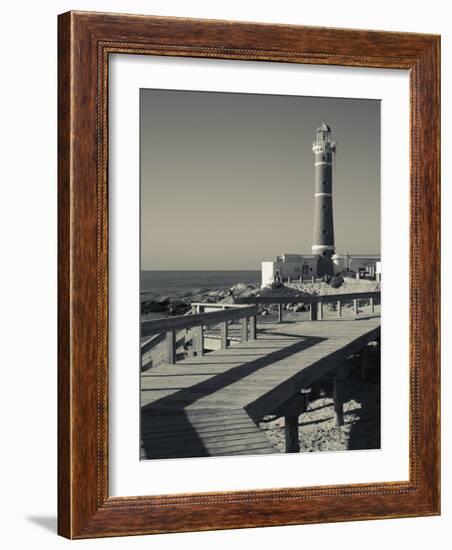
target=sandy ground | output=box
[259,355,381,453]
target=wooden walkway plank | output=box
[141,409,276,459]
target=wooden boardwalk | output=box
[141,315,380,459]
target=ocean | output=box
[141,270,260,299]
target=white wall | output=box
[262,261,276,287]
[0,1,449,548]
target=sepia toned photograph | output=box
[140,89,381,460]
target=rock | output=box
[141,298,170,314]
[167,301,190,316]
[232,282,249,292]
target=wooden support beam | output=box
[310,302,317,321]
[333,377,344,427]
[370,297,375,313]
[196,325,204,356]
[220,321,228,349]
[166,330,176,365]
[275,392,307,452]
[318,301,324,320]
[353,298,359,316]
[249,315,257,340]
[300,388,311,413]
[277,303,283,323]
[285,416,300,453]
[241,317,248,342]
[184,329,194,357]
[337,300,342,318]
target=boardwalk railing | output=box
[190,302,248,313]
[141,292,380,365]
[235,291,380,323]
[141,304,258,364]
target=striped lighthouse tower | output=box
[312,122,337,276]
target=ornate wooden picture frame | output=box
[58,11,440,538]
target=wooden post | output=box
[220,321,228,349]
[249,316,257,340]
[185,329,194,357]
[191,304,197,315]
[166,330,176,365]
[310,301,317,320]
[333,377,344,427]
[196,325,204,356]
[300,388,311,413]
[278,303,283,323]
[337,300,342,318]
[274,394,305,453]
[318,300,323,320]
[370,297,375,313]
[285,416,300,453]
[241,317,248,342]
[353,298,359,316]
[288,276,291,283]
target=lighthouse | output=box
[312,122,336,276]
[260,122,381,287]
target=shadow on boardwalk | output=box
[142,335,325,414]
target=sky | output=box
[141,89,380,271]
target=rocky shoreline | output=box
[141,277,380,319]
[140,280,318,319]
[141,281,263,317]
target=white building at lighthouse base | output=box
[261,253,381,287]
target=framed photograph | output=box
[58,11,440,538]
